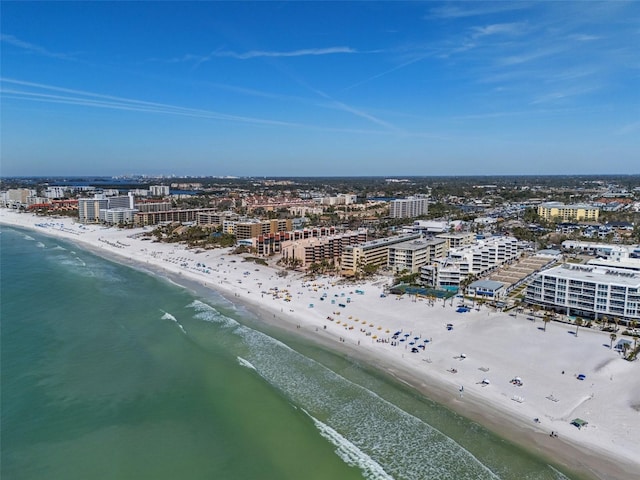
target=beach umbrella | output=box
[404,333,410,337]
[414,336,419,340]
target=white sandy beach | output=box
[2,209,638,480]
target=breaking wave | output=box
[306,411,394,480]
[187,299,500,480]
[237,356,257,371]
[161,311,186,334]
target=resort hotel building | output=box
[79,193,136,223]
[537,202,599,222]
[526,264,640,322]
[280,230,367,268]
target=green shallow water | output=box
[1,226,580,480]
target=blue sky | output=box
[1,1,638,177]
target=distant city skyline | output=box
[1,1,638,177]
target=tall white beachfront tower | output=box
[390,196,429,218]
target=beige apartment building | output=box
[255,227,343,256]
[135,208,218,226]
[341,234,421,276]
[537,202,599,222]
[280,230,367,268]
[388,238,447,274]
[435,232,475,249]
[233,219,292,241]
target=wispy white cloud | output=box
[530,85,600,105]
[342,54,430,91]
[426,2,532,19]
[159,46,357,66]
[291,79,402,133]
[1,77,406,137]
[1,34,76,60]
[201,82,302,102]
[568,34,601,42]
[341,20,524,89]
[452,105,600,120]
[499,46,567,66]
[215,46,357,59]
[200,80,409,133]
[326,98,401,132]
[0,78,302,128]
[471,22,527,38]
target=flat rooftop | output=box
[541,264,640,287]
[391,238,446,251]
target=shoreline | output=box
[2,210,638,480]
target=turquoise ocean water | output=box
[1,226,579,480]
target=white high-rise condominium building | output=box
[149,185,170,197]
[389,196,429,218]
[420,236,519,288]
[79,193,134,223]
[45,186,71,199]
[526,264,640,321]
[78,195,109,223]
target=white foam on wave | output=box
[57,257,92,275]
[547,465,571,480]
[305,410,394,480]
[36,241,46,248]
[22,234,35,241]
[161,311,187,334]
[188,298,502,479]
[237,356,257,371]
[232,325,502,479]
[52,245,67,251]
[188,300,302,374]
[187,300,240,329]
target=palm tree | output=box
[631,320,639,349]
[612,317,619,332]
[574,317,583,337]
[600,315,609,331]
[609,333,617,349]
[622,342,630,359]
[543,312,552,332]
